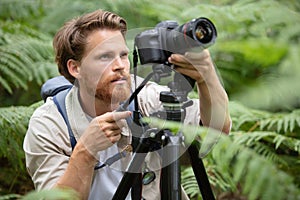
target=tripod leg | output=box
[188,143,215,200]
[131,173,143,200]
[160,135,182,200]
[112,142,149,200]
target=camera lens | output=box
[195,26,205,40]
[165,17,217,55]
[194,19,214,44]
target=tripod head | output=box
[152,65,195,122]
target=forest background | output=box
[0,0,300,199]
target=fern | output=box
[230,101,300,136]
[0,102,42,172]
[0,0,44,22]
[207,133,299,200]
[21,188,79,200]
[0,22,55,93]
[232,131,300,153]
[260,109,300,134]
[148,117,300,200]
[0,194,21,200]
[181,167,200,199]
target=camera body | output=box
[134,17,217,65]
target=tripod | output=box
[113,67,215,200]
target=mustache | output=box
[109,72,131,82]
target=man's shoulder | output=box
[25,96,72,151]
[30,97,59,119]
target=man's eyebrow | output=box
[97,47,129,54]
[100,50,114,54]
[122,49,130,54]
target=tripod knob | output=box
[159,91,181,103]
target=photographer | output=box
[23,9,231,200]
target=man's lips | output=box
[111,76,127,83]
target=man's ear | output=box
[67,59,80,79]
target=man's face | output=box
[77,29,131,105]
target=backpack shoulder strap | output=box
[41,76,73,102]
[53,89,77,150]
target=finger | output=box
[174,67,202,79]
[115,119,128,131]
[168,54,188,65]
[111,111,132,122]
[98,120,126,133]
[97,111,131,123]
[169,50,210,65]
[169,55,197,70]
[105,129,122,137]
[184,49,210,60]
[109,134,121,143]
[170,58,211,75]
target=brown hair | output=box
[53,10,127,83]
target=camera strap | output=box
[94,145,133,170]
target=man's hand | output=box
[78,111,131,159]
[168,49,216,84]
[168,49,231,134]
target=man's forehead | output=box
[91,39,128,53]
[87,29,124,44]
[85,30,127,53]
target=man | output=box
[24,10,231,200]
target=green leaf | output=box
[21,188,79,200]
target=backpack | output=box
[41,76,77,149]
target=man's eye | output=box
[121,52,129,59]
[99,54,113,61]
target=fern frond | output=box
[252,141,288,166]
[260,109,300,134]
[230,101,300,135]
[31,61,59,85]
[0,102,42,172]
[212,134,300,200]
[0,0,44,22]
[21,188,79,200]
[0,22,54,93]
[0,75,12,93]
[148,117,300,199]
[0,54,29,90]
[181,167,201,199]
[229,101,270,131]
[234,131,300,153]
[0,194,22,200]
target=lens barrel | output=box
[166,17,217,54]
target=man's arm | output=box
[55,141,97,200]
[168,49,231,133]
[196,75,231,133]
[55,111,131,200]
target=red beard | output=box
[95,72,131,104]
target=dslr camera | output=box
[134,17,217,65]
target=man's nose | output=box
[112,56,126,71]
